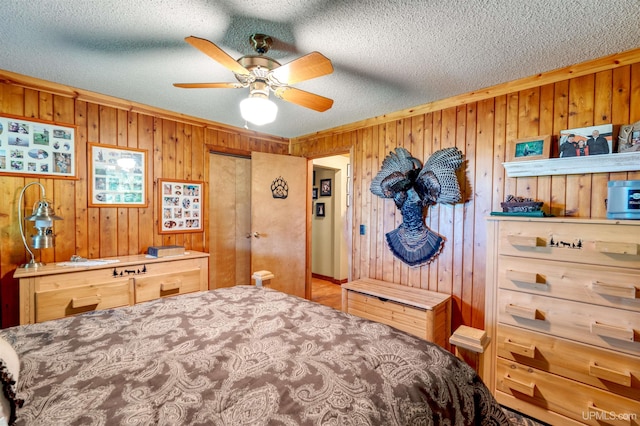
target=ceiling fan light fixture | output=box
[240,93,278,126]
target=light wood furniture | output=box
[342,278,451,349]
[449,326,490,379]
[14,251,209,324]
[485,217,640,425]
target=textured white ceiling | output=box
[1,0,639,138]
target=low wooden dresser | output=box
[14,251,209,324]
[342,278,451,349]
[485,217,640,425]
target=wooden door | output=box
[251,152,308,298]
[209,154,251,288]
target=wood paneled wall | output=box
[0,71,287,327]
[291,48,640,332]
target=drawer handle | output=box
[505,270,545,286]
[503,374,536,397]
[595,241,638,256]
[507,235,539,247]
[591,281,638,299]
[505,304,539,320]
[161,281,182,292]
[71,295,101,309]
[504,339,536,358]
[590,321,634,342]
[589,362,632,387]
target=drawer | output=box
[135,268,202,303]
[497,324,640,401]
[498,289,640,356]
[36,279,133,322]
[34,267,127,292]
[497,358,640,426]
[498,220,640,269]
[347,291,429,339]
[499,256,640,312]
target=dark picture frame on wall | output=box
[312,187,318,199]
[316,202,325,217]
[320,178,332,196]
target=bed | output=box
[0,286,509,425]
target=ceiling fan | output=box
[174,34,334,125]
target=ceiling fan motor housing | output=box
[235,55,281,87]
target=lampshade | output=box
[240,95,278,126]
[18,182,63,268]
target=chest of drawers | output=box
[342,278,451,349]
[485,218,640,425]
[14,251,209,324]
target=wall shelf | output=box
[503,151,640,177]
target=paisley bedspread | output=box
[0,286,509,425]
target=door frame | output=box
[307,149,353,295]
[208,147,313,298]
[208,146,351,300]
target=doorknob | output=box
[253,232,260,238]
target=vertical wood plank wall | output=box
[290,50,640,332]
[0,73,287,327]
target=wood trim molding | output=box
[205,145,252,158]
[291,46,640,143]
[312,273,347,285]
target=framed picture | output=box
[316,202,325,217]
[559,124,613,157]
[507,135,551,162]
[312,187,318,199]
[88,143,147,207]
[320,178,332,196]
[158,179,204,233]
[0,113,77,178]
[618,121,640,153]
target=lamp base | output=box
[20,260,45,269]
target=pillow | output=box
[0,336,22,426]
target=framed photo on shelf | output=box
[618,121,640,153]
[559,124,613,157]
[316,202,325,217]
[88,143,147,207]
[0,113,77,178]
[507,135,551,162]
[320,178,332,196]
[158,179,204,233]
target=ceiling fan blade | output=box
[173,82,244,89]
[184,36,250,76]
[270,52,333,85]
[274,87,333,112]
